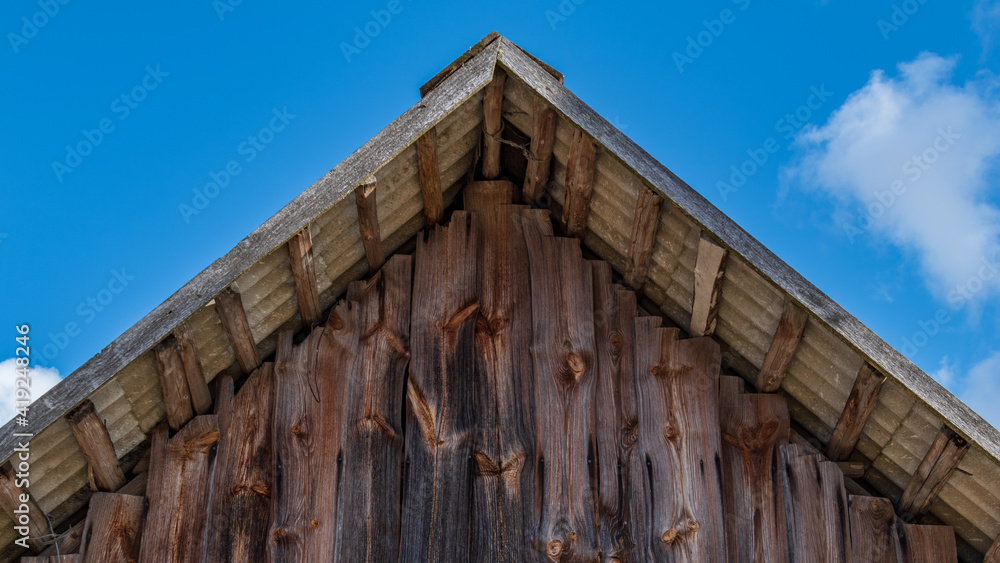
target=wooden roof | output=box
[4,33,1000,561]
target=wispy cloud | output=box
[973,0,1000,55]
[782,53,1000,302]
[950,352,1000,429]
[0,359,60,425]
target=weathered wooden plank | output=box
[522,96,557,204]
[522,212,599,560]
[631,321,726,561]
[152,336,194,431]
[0,462,48,553]
[78,492,144,563]
[416,129,444,228]
[837,461,866,479]
[756,301,809,393]
[562,129,597,238]
[138,417,219,563]
[117,472,147,497]
[779,445,850,562]
[591,261,639,561]
[719,375,789,563]
[173,321,212,415]
[899,523,957,563]
[826,363,886,461]
[984,533,1000,563]
[847,495,900,563]
[335,255,411,563]
[287,227,322,329]
[420,31,500,97]
[689,234,727,337]
[65,399,126,492]
[215,287,261,375]
[401,212,478,561]
[355,177,385,274]
[482,72,507,180]
[20,555,78,562]
[204,363,275,562]
[464,181,535,562]
[898,428,969,522]
[37,520,84,558]
[622,185,663,293]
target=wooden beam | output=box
[481,72,506,179]
[0,461,49,552]
[153,335,194,431]
[522,96,556,204]
[173,321,212,415]
[38,520,84,558]
[836,461,867,479]
[64,400,125,492]
[215,287,261,375]
[756,301,809,392]
[562,129,597,238]
[622,185,663,292]
[985,532,1000,563]
[355,177,385,273]
[419,31,500,97]
[898,428,969,522]
[77,492,144,563]
[416,129,444,228]
[826,363,886,461]
[287,227,322,329]
[689,234,728,336]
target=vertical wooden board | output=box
[138,416,219,563]
[779,445,850,562]
[334,255,412,563]
[287,228,323,329]
[631,323,727,562]
[847,495,900,563]
[591,261,639,561]
[174,321,213,416]
[482,72,507,180]
[719,376,789,563]
[401,213,479,562]
[464,182,536,562]
[523,97,557,204]
[522,215,599,561]
[899,523,958,563]
[78,492,144,563]
[204,363,275,562]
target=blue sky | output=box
[1,0,999,427]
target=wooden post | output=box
[354,176,385,274]
[65,400,126,492]
[481,72,506,179]
[562,129,597,238]
[215,287,261,375]
[78,493,144,563]
[416,129,444,228]
[0,462,49,552]
[826,363,886,461]
[287,227,323,329]
[174,321,213,415]
[153,335,194,431]
[897,428,969,522]
[690,234,728,337]
[522,97,556,204]
[623,185,663,293]
[756,301,809,392]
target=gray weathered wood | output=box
[562,129,597,239]
[287,227,322,329]
[481,72,506,180]
[689,234,727,337]
[173,321,212,415]
[779,445,850,562]
[522,96,557,204]
[355,177,385,274]
[153,335,194,431]
[420,31,500,97]
[416,129,444,228]
[826,363,886,461]
[623,185,663,293]
[756,301,809,393]
[847,495,900,563]
[0,462,48,553]
[215,287,262,375]
[65,400,125,492]
[898,428,969,522]
[78,492,144,563]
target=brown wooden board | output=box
[779,445,850,561]
[900,523,958,563]
[78,493,144,563]
[848,495,900,563]
[65,400,126,492]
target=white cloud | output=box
[931,356,956,388]
[959,351,1000,429]
[783,53,1000,302]
[973,0,1000,55]
[0,359,61,426]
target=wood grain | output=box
[522,96,557,204]
[287,227,322,329]
[689,234,727,337]
[756,301,808,393]
[152,335,194,431]
[898,428,969,522]
[779,445,850,562]
[173,321,212,416]
[355,177,385,274]
[482,72,506,180]
[416,129,444,228]
[78,492,144,563]
[0,461,48,553]
[65,399,126,492]
[899,523,958,563]
[622,185,663,293]
[848,495,900,563]
[215,287,262,375]
[826,363,885,461]
[562,129,597,238]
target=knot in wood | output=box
[566,353,586,378]
[328,313,344,331]
[620,421,639,448]
[661,529,678,544]
[609,331,623,351]
[310,519,320,530]
[664,425,679,441]
[272,528,287,540]
[547,540,563,557]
